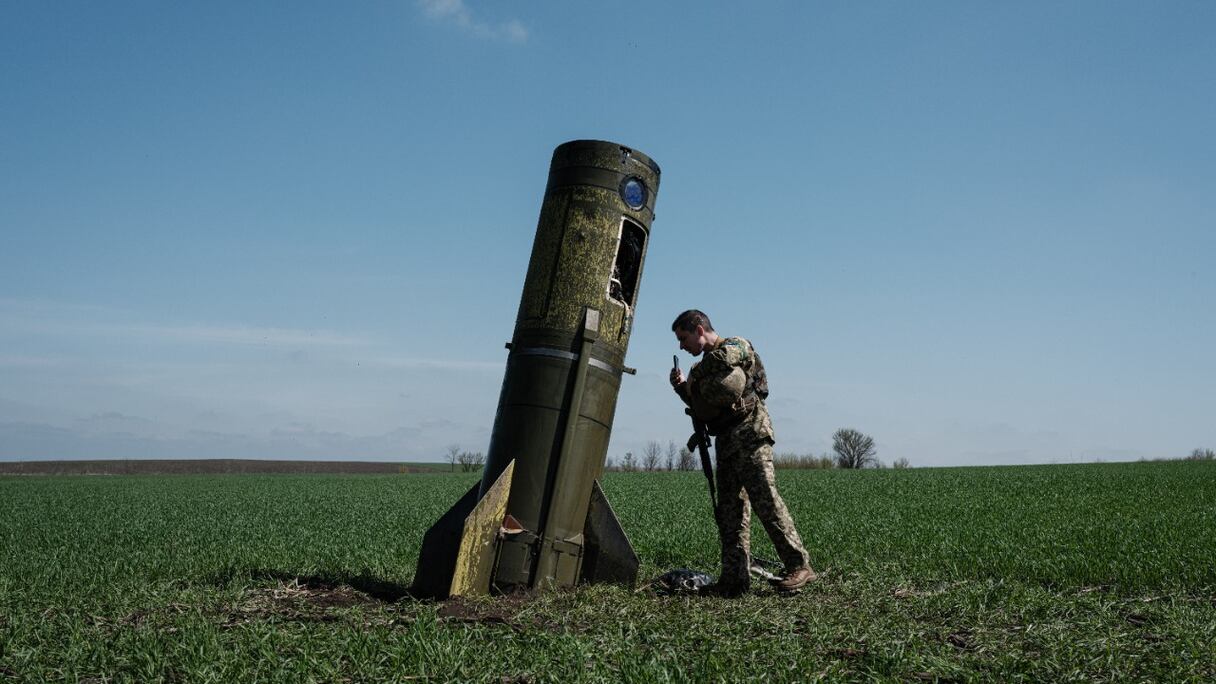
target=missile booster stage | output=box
[412,140,660,598]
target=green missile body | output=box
[412,140,660,598]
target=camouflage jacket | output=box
[678,336,774,444]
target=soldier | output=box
[669,309,815,596]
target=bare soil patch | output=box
[218,578,383,627]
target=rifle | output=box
[674,355,783,578]
[675,355,717,514]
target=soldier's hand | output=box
[670,368,685,387]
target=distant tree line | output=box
[442,440,1212,474]
[1185,448,1214,461]
[1135,448,1214,463]
[604,440,697,472]
[604,429,910,471]
[445,444,485,472]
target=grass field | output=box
[2,461,1214,682]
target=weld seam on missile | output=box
[513,346,620,375]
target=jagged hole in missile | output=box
[609,218,645,307]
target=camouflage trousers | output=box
[714,435,810,585]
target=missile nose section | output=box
[412,141,659,598]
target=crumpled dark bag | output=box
[652,568,713,595]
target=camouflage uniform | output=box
[678,337,810,586]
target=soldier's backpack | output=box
[749,342,769,401]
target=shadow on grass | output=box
[202,567,556,631]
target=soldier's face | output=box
[675,326,706,356]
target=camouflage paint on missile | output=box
[412,140,659,598]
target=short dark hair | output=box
[672,309,714,333]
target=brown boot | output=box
[771,566,816,592]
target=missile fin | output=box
[579,478,639,586]
[410,460,515,599]
[450,459,515,597]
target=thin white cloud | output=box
[0,419,492,461]
[418,0,528,44]
[0,296,117,318]
[0,298,370,349]
[78,411,151,424]
[0,355,64,368]
[368,355,501,371]
[11,318,370,349]
[135,323,368,348]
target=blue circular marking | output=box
[621,177,646,209]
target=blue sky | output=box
[2,1,1213,466]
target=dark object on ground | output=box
[653,569,713,595]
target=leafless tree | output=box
[457,450,485,472]
[642,440,662,471]
[1186,448,1215,461]
[833,428,878,469]
[677,446,696,471]
[603,455,615,471]
[665,440,678,471]
[621,452,637,472]
[892,457,911,469]
[445,444,461,472]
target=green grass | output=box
[2,462,1214,682]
